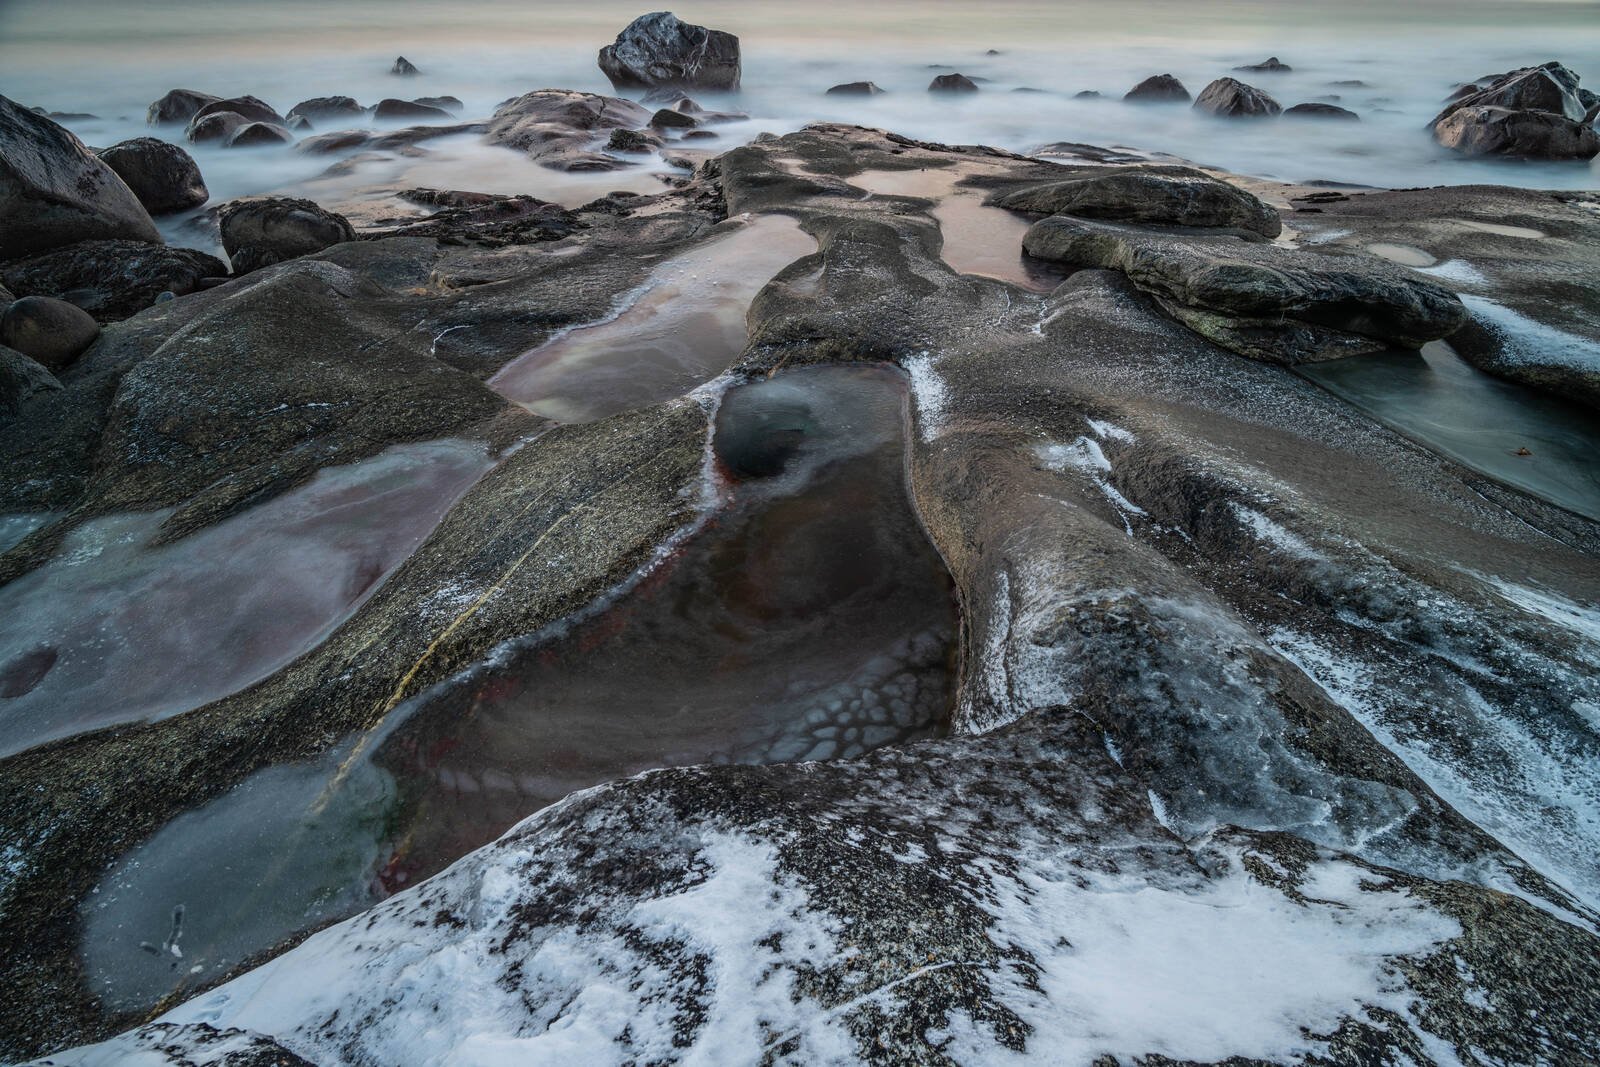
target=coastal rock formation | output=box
[597,11,741,92]
[1022,215,1465,361]
[0,96,162,261]
[391,56,419,76]
[1193,76,1282,117]
[1285,101,1360,120]
[413,95,463,113]
[929,73,980,93]
[145,88,221,126]
[223,121,294,148]
[96,138,209,215]
[991,166,1282,237]
[486,89,652,170]
[1430,61,1600,159]
[1,240,225,322]
[188,94,285,129]
[0,344,61,415]
[219,197,356,273]
[372,98,452,121]
[1235,55,1291,72]
[185,111,248,144]
[1124,73,1189,102]
[286,96,365,124]
[827,81,885,95]
[0,296,100,370]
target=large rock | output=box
[286,96,366,124]
[1,239,227,322]
[189,95,284,129]
[1433,61,1589,127]
[1285,101,1360,120]
[96,137,209,215]
[826,81,885,96]
[391,56,419,76]
[1435,104,1600,159]
[219,197,356,273]
[991,166,1282,238]
[372,98,452,121]
[0,295,100,371]
[145,89,221,126]
[1022,215,1466,362]
[0,343,60,416]
[1124,74,1190,102]
[597,11,741,92]
[485,90,652,170]
[0,95,162,261]
[928,73,980,93]
[186,111,248,144]
[223,122,294,149]
[1193,77,1282,117]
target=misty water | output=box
[79,363,958,1014]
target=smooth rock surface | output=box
[991,166,1282,238]
[145,88,220,127]
[218,198,355,273]
[1194,77,1282,117]
[1124,73,1190,102]
[96,138,208,215]
[0,296,100,371]
[1,239,225,322]
[597,11,741,92]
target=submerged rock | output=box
[486,90,651,170]
[0,239,226,322]
[223,121,294,149]
[0,96,162,261]
[413,95,463,113]
[1023,215,1466,362]
[1235,55,1292,72]
[372,98,452,121]
[188,95,284,129]
[185,111,247,144]
[1124,73,1190,102]
[0,296,100,371]
[826,81,885,96]
[991,166,1282,238]
[286,95,365,124]
[1285,101,1360,120]
[145,88,221,126]
[1193,77,1282,117]
[597,11,741,92]
[929,73,980,93]
[219,198,356,273]
[391,56,419,76]
[97,137,209,214]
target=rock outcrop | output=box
[1,240,226,322]
[929,73,980,93]
[145,88,221,126]
[1235,55,1291,72]
[991,166,1282,237]
[1193,77,1282,117]
[391,56,419,76]
[223,121,294,148]
[219,198,356,273]
[96,138,209,215]
[286,96,366,124]
[1124,74,1189,102]
[827,81,885,96]
[1430,61,1600,159]
[485,90,652,170]
[0,96,162,261]
[597,11,741,92]
[1285,101,1360,120]
[372,98,452,121]
[0,343,60,415]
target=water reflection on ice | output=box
[0,440,492,757]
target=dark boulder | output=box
[413,96,463,113]
[287,96,366,124]
[1435,62,1588,126]
[1075,90,1102,99]
[96,138,209,214]
[391,56,420,76]
[992,166,1282,238]
[1235,56,1291,72]
[650,107,697,129]
[219,197,356,273]
[287,115,313,132]
[294,130,374,154]
[372,98,453,121]
[186,111,248,144]
[929,73,979,93]
[1193,77,1281,117]
[146,89,221,126]
[1434,105,1600,159]
[1022,215,1467,363]
[1285,102,1360,120]
[1,239,228,322]
[224,122,294,148]
[190,95,284,128]
[1124,74,1189,102]
[0,96,162,261]
[485,90,652,171]
[607,128,661,153]
[0,344,61,416]
[597,12,741,92]
[0,296,100,371]
[827,82,885,96]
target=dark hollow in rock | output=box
[1,239,227,322]
[1194,77,1282,117]
[0,296,100,371]
[97,138,209,215]
[1023,215,1467,363]
[372,98,452,121]
[1124,73,1190,102]
[286,96,366,124]
[0,343,61,415]
[1235,56,1292,72]
[391,56,419,76]
[0,95,162,261]
[223,122,294,149]
[826,81,885,96]
[929,73,980,93]
[1285,102,1361,121]
[146,89,221,127]
[219,197,356,274]
[991,166,1282,238]
[597,11,741,92]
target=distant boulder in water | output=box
[287,96,366,124]
[1193,77,1282,118]
[0,95,161,261]
[1124,74,1190,102]
[1285,102,1360,121]
[372,98,453,121]
[391,56,420,76]
[186,111,248,144]
[413,96,463,114]
[224,122,294,149]
[97,137,209,215]
[597,12,741,92]
[826,82,886,96]
[190,94,284,128]
[1235,56,1292,73]
[1430,61,1599,159]
[928,73,979,93]
[146,88,220,126]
